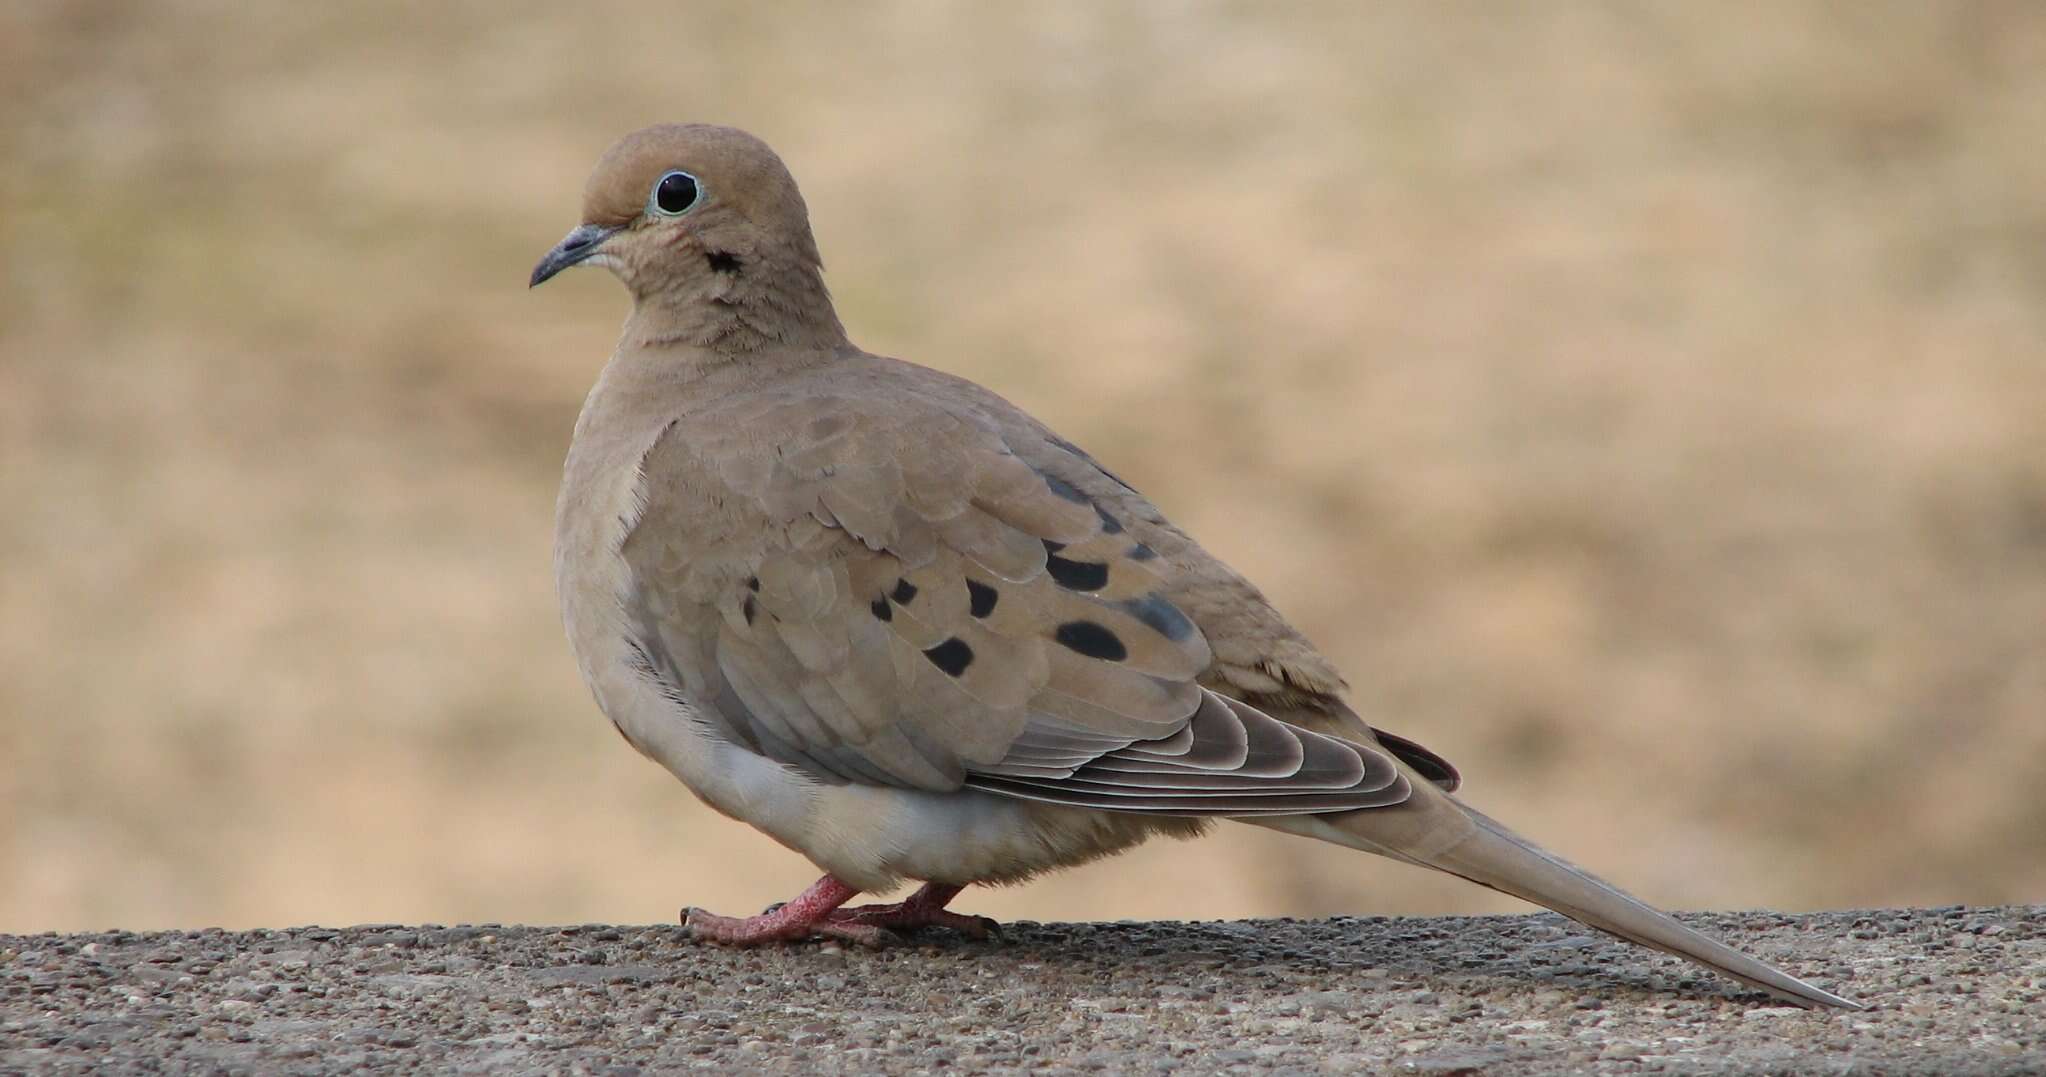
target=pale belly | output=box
[575,632,1183,892]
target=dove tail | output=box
[1269,798,1862,1010]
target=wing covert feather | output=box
[618,378,1423,815]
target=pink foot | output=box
[824,883,1000,940]
[681,875,891,947]
[680,878,997,946]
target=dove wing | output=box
[618,372,1410,815]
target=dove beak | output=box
[530,224,620,288]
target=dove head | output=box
[532,124,846,351]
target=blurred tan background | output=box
[3,2,2043,935]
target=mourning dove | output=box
[531,123,1858,1009]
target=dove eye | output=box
[650,170,702,216]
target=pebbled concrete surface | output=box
[2,905,2039,1075]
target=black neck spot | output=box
[706,250,743,274]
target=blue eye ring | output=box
[649,170,703,216]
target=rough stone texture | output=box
[1,905,2038,1074]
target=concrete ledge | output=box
[3,905,2037,1074]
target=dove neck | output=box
[624,252,847,355]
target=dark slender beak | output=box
[529,223,619,288]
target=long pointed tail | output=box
[1255,791,1861,1009]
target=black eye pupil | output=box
[656,172,698,214]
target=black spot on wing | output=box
[742,595,758,625]
[923,637,975,677]
[1046,556,1110,591]
[1093,503,1124,534]
[1372,727,1462,792]
[746,576,760,592]
[1040,472,1089,504]
[966,579,999,618]
[870,596,892,622]
[1127,543,1159,562]
[1047,434,1140,495]
[1043,540,1109,591]
[1055,620,1128,662]
[891,578,919,604]
[1118,593,1195,642]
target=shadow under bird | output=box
[530,123,1858,1010]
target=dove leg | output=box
[823,883,999,939]
[681,875,892,946]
